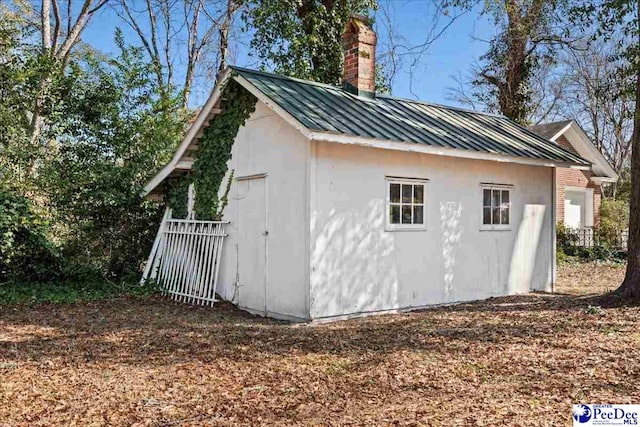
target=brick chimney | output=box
[342,15,377,98]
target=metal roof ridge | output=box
[229,65,343,91]
[529,119,574,129]
[231,65,506,115]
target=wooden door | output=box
[237,176,267,315]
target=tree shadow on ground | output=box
[2,291,639,368]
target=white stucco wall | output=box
[309,141,554,319]
[216,102,555,321]
[217,101,309,320]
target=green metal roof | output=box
[231,66,589,166]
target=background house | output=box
[145,17,591,321]
[529,121,618,229]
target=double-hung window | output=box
[481,185,512,230]
[386,178,427,230]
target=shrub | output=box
[0,187,64,282]
[556,221,625,263]
[556,224,578,248]
[599,199,629,247]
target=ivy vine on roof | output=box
[166,78,257,220]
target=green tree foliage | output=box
[166,178,191,219]
[1,19,188,282]
[0,185,62,282]
[0,7,41,191]
[374,63,391,94]
[244,0,376,84]
[39,34,187,278]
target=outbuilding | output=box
[144,17,591,321]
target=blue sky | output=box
[82,1,496,108]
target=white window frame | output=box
[385,177,428,231]
[480,184,513,231]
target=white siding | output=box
[309,141,553,319]
[217,101,309,320]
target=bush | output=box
[556,222,626,263]
[599,199,629,247]
[556,224,577,248]
[57,197,164,279]
[0,187,64,282]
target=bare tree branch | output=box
[113,0,243,107]
[50,0,61,52]
[55,0,107,62]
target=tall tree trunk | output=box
[30,0,53,149]
[29,0,107,151]
[617,0,640,298]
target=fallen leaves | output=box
[555,261,625,295]
[0,263,639,426]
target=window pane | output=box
[501,190,510,205]
[413,205,424,224]
[501,207,510,225]
[402,184,412,203]
[483,189,491,207]
[483,207,491,225]
[492,207,500,225]
[492,189,501,208]
[390,183,400,203]
[402,205,412,224]
[390,205,400,224]
[413,185,424,203]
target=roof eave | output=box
[143,68,594,197]
[143,67,234,196]
[591,176,618,184]
[308,130,591,170]
[550,120,619,181]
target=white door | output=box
[565,190,586,228]
[237,177,267,314]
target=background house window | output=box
[387,179,426,230]
[482,186,511,229]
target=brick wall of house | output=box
[555,135,601,226]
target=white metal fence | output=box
[563,227,628,250]
[142,212,228,306]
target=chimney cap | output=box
[348,14,373,26]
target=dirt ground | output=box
[1,262,639,426]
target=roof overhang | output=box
[143,68,590,197]
[591,176,618,185]
[549,121,619,182]
[307,131,590,170]
[143,68,233,196]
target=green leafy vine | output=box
[165,177,190,219]
[165,78,257,220]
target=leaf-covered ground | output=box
[2,263,639,426]
[555,261,626,295]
